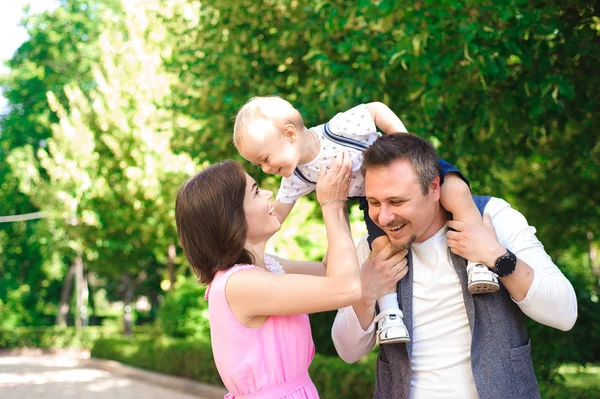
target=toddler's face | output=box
[238,126,301,178]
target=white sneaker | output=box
[467,262,500,294]
[374,308,410,344]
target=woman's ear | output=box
[283,124,297,143]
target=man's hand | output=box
[361,236,408,305]
[446,214,506,268]
[352,236,408,331]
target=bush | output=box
[529,270,600,381]
[91,336,223,386]
[0,326,121,349]
[309,310,338,356]
[309,352,376,398]
[91,335,600,399]
[91,335,376,398]
[159,279,209,339]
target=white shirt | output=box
[276,104,380,203]
[409,226,478,398]
[332,197,578,388]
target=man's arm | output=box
[332,305,377,364]
[332,236,408,363]
[447,198,577,331]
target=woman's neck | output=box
[244,241,267,268]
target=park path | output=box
[0,353,219,399]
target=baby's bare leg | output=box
[439,173,481,225]
[440,173,499,294]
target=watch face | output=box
[495,250,517,277]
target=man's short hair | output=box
[361,133,441,195]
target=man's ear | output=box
[283,124,297,143]
[429,176,441,201]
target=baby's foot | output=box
[467,262,500,294]
[375,308,410,344]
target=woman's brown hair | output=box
[175,160,255,284]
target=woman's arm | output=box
[227,152,362,317]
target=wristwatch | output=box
[490,249,517,277]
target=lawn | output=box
[542,364,600,399]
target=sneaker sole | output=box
[379,336,410,344]
[468,281,500,294]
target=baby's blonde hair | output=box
[233,96,304,148]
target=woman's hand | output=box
[316,152,352,206]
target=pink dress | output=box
[206,260,319,399]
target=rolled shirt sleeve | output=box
[332,234,378,363]
[332,306,378,364]
[485,198,578,331]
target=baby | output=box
[233,96,499,344]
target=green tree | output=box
[0,0,116,326]
[161,0,600,375]
[8,0,195,325]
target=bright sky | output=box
[0,0,59,111]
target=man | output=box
[332,134,577,399]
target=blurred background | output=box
[0,0,598,398]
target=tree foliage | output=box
[0,0,598,377]
[3,0,194,323]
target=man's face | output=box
[365,160,441,249]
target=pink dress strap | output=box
[205,264,262,300]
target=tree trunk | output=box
[75,254,84,328]
[149,288,160,321]
[55,258,77,326]
[87,273,97,325]
[81,269,89,327]
[167,244,176,291]
[588,231,599,286]
[122,276,134,337]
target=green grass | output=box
[561,364,600,390]
[541,364,600,399]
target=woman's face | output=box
[243,174,280,243]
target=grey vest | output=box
[374,196,541,399]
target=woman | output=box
[175,153,398,398]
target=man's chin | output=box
[389,234,417,251]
